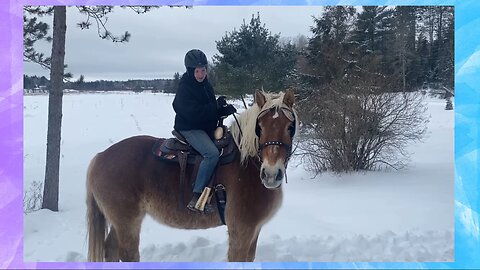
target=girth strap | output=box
[177,151,188,210]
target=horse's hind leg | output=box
[105,227,119,262]
[113,215,144,262]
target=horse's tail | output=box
[86,155,107,262]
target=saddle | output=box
[152,126,237,165]
[151,127,236,224]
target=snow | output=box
[23,91,453,262]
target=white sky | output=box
[24,6,322,81]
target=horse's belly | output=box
[145,201,223,230]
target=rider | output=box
[172,49,236,213]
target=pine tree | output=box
[305,6,356,86]
[351,6,395,78]
[414,6,453,90]
[391,6,418,91]
[168,72,180,93]
[436,7,454,89]
[24,6,53,69]
[213,13,297,97]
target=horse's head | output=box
[255,89,296,189]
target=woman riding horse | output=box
[172,49,236,213]
[86,89,297,262]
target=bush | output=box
[296,79,429,173]
[24,181,43,214]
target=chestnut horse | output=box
[86,90,298,262]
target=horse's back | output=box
[101,135,158,157]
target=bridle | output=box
[255,106,296,164]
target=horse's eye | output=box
[287,124,295,137]
[255,125,262,137]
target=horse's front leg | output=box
[227,223,260,262]
[246,228,261,261]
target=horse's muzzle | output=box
[260,165,284,189]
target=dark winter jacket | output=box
[172,72,218,135]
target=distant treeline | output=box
[23,75,177,93]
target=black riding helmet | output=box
[184,49,208,69]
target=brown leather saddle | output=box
[152,126,237,165]
[151,127,234,224]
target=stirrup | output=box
[202,204,215,215]
[186,200,214,215]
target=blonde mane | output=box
[229,91,298,164]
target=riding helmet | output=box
[184,49,208,69]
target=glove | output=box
[217,96,227,108]
[218,104,237,118]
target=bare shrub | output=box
[24,181,43,214]
[296,79,429,173]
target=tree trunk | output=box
[42,6,66,211]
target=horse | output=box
[86,89,298,262]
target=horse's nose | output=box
[276,169,283,182]
[260,165,284,189]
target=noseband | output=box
[255,106,296,163]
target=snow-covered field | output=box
[23,91,454,262]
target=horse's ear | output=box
[283,89,295,108]
[255,90,266,108]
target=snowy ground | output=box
[23,91,454,262]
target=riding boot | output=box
[187,192,215,214]
[187,192,201,212]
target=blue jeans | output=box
[179,130,219,193]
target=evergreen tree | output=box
[391,6,418,91]
[415,33,430,87]
[305,6,356,86]
[436,7,454,89]
[24,7,53,69]
[168,72,180,93]
[213,13,297,97]
[351,6,395,78]
[73,74,85,90]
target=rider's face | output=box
[194,67,207,82]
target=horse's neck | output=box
[240,156,262,180]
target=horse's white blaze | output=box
[272,110,279,118]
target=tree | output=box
[24,6,53,70]
[41,6,66,211]
[24,5,165,211]
[350,6,395,78]
[304,6,356,86]
[172,72,180,93]
[435,7,454,89]
[73,74,85,90]
[392,6,418,91]
[213,13,297,97]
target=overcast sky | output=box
[24,6,323,81]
